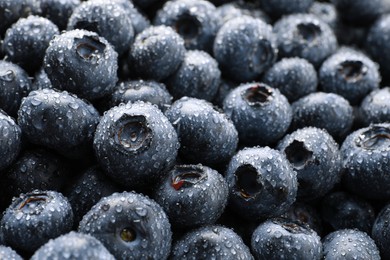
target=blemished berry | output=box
[323,229,380,260]
[44,29,118,100]
[3,15,59,72]
[171,225,254,260]
[223,83,292,146]
[225,147,297,220]
[154,164,228,229]
[1,190,73,253]
[31,232,115,260]
[273,13,338,67]
[214,16,277,83]
[277,127,342,200]
[127,25,185,81]
[93,101,179,189]
[79,191,172,260]
[166,50,221,101]
[67,0,134,55]
[340,123,390,200]
[0,110,22,172]
[259,0,314,18]
[251,218,322,260]
[372,203,390,259]
[165,97,238,167]
[0,245,23,260]
[263,57,318,102]
[17,89,100,159]
[359,87,390,126]
[154,0,218,52]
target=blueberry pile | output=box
[2,0,390,259]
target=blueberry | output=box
[0,60,33,117]
[0,110,21,172]
[340,123,390,200]
[44,29,118,100]
[225,147,297,220]
[223,83,292,146]
[154,164,228,229]
[334,19,370,48]
[251,218,322,260]
[0,0,29,36]
[154,0,218,52]
[0,245,23,260]
[263,57,318,102]
[323,229,380,260]
[67,0,134,55]
[17,89,100,159]
[332,0,384,26]
[166,50,221,101]
[319,47,380,105]
[273,13,338,68]
[171,225,253,260]
[93,101,179,189]
[112,0,150,35]
[31,231,115,260]
[28,0,80,30]
[32,67,52,90]
[259,0,314,18]
[277,127,342,200]
[3,15,59,72]
[79,191,172,260]
[321,191,375,233]
[127,25,185,81]
[372,203,390,259]
[214,16,277,83]
[308,2,337,29]
[1,190,73,253]
[212,78,235,109]
[65,165,121,225]
[291,92,354,140]
[108,79,172,112]
[359,87,390,126]
[165,97,238,167]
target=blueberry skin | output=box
[263,57,318,102]
[0,246,23,260]
[308,2,337,30]
[44,29,118,100]
[67,0,134,55]
[332,0,383,26]
[214,16,277,83]
[212,78,235,109]
[171,225,253,260]
[359,87,390,126]
[3,15,59,72]
[274,14,338,68]
[277,127,342,200]
[28,0,80,30]
[32,68,52,90]
[94,101,179,189]
[291,92,354,140]
[109,80,172,112]
[340,123,390,200]
[259,0,313,18]
[225,147,297,220]
[1,190,73,253]
[321,191,375,234]
[223,83,292,146]
[0,0,29,36]
[166,50,221,101]
[0,60,33,117]
[372,203,390,259]
[154,0,218,52]
[319,48,380,105]
[251,218,322,260]
[0,110,21,172]
[165,97,238,167]
[112,0,150,35]
[17,89,100,159]
[65,166,121,225]
[79,191,172,260]
[323,229,380,260]
[31,231,115,260]
[127,25,185,81]
[154,164,228,229]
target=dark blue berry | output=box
[0,0,29,36]
[223,83,292,146]
[308,2,337,29]
[259,0,314,18]
[113,0,150,35]
[0,245,22,260]
[212,78,235,109]
[359,87,390,126]
[79,191,172,260]
[0,110,21,171]
[332,0,384,26]
[372,203,390,259]
[32,68,52,90]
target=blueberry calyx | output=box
[234,164,262,200]
[75,36,105,63]
[296,23,321,43]
[337,60,367,82]
[171,165,206,190]
[250,40,275,72]
[0,70,15,82]
[243,84,273,106]
[356,126,390,150]
[113,115,152,155]
[18,193,48,210]
[284,140,314,170]
[120,227,137,242]
[175,14,201,43]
